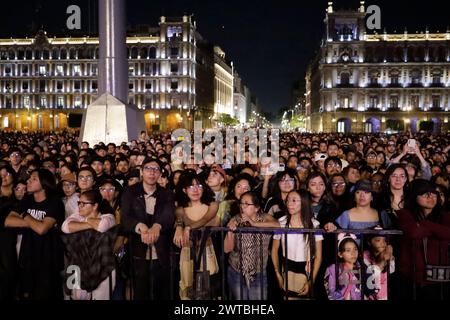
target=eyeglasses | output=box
[143,166,160,173]
[280,178,295,183]
[187,184,203,190]
[10,152,21,158]
[372,181,383,185]
[78,175,93,181]
[419,192,438,199]
[100,187,116,193]
[327,163,341,168]
[77,201,94,207]
[62,182,76,188]
[332,182,346,188]
[239,202,255,208]
[14,187,26,192]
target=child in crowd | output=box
[324,233,362,300]
[363,228,395,300]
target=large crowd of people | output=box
[0,129,449,300]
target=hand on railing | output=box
[227,219,239,231]
[173,226,191,248]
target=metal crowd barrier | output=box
[120,227,450,301]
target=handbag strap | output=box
[422,237,429,265]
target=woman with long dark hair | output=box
[264,169,299,219]
[217,173,255,226]
[376,164,409,229]
[173,171,219,300]
[271,190,323,299]
[397,179,450,300]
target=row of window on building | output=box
[333,94,445,110]
[0,61,195,77]
[0,45,192,61]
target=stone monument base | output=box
[80,92,146,146]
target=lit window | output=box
[73,64,81,75]
[40,96,47,107]
[23,96,30,108]
[56,65,64,75]
[74,96,82,107]
[39,65,46,75]
[57,96,64,107]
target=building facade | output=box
[0,15,233,132]
[305,2,450,133]
[233,71,248,123]
[213,46,234,118]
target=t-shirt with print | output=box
[17,194,65,299]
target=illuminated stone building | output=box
[0,16,233,131]
[305,2,450,133]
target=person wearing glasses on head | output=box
[61,190,116,300]
[121,157,175,300]
[5,169,65,299]
[224,191,279,300]
[173,171,219,299]
[397,179,450,300]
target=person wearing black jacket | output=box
[121,158,175,300]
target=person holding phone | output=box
[389,140,431,181]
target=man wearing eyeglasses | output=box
[121,157,175,300]
[8,148,28,181]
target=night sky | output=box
[0,0,448,115]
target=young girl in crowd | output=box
[324,234,362,300]
[363,229,395,300]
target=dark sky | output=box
[0,0,448,114]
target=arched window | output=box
[52,48,59,59]
[60,49,67,59]
[130,47,139,59]
[149,47,157,59]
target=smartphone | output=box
[278,163,285,172]
[407,139,416,154]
